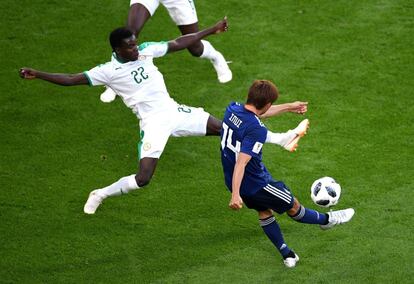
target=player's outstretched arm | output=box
[19,68,89,86]
[260,101,308,119]
[167,17,228,53]
[229,152,251,211]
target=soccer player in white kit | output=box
[20,18,230,214]
[100,0,232,102]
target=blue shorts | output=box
[242,181,295,214]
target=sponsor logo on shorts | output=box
[143,143,151,151]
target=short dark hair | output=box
[109,27,133,51]
[246,80,279,110]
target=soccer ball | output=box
[310,177,341,207]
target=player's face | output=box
[117,35,139,62]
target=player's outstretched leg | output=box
[84,174,139,214]
[178,24,232,83]
[287,199,355,229]
[258,210,299,268]
[283,119,309,152]
[320,208,355,230]
[84,158,158,214]
[199,40,232,83]
[265,119,309,152]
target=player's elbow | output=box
[61,79,77,86]
[60,74,87,86]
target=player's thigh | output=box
[242,195,269,212]
[178,22,199,35]
[171,104,210,137]
[131,0,160,16]
[161,0,198,26]
[250,181,295,214]
[138,119,172,159]
[286,198,302,216]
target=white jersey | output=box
[84,42,177,120]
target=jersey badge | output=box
[143,142,151,151]
[252,142,263,154]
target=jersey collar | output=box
[112,52,128,64]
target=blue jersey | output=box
[221,102,273,196]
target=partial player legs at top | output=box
[127,3,151,34]
[132,0,232,83]
[177,23,232,83]
[177,23,203,56]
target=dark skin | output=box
[127,3,204,57]
[19,17,227,187]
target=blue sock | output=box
[290,205,328,225]
[260,216,291,258]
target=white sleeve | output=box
[138,42,169,58]
[83,63,111,86]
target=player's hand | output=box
[214,16,229,34]
[229,194,243,210]
[290,101,308,115]
[19,68,37,79]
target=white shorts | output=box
[130,0,198,26]
[137,104,209,159]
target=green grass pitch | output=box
[1,0,413,283]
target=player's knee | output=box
[135,173,152,187]
[211,123,221,135]
[187,42,203,57]
[206,116,222,135]
[287,198,301,217]
[258,209,273,219]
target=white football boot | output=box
[320,208,355,230]
[211,52,232,83]
[100,86,117,103]
[84,190,104,214]
[283,252,300,268]
[283,119,310,152]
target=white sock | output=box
[200,40,219,61]
[97,174,139,198]
[266,130,296,146]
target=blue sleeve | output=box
[240,125,267,158]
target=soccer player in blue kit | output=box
[220,80,355,268]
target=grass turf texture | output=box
[1,0,413,283]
